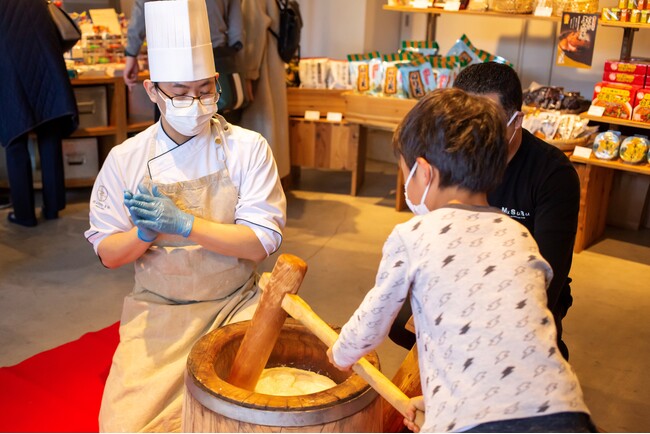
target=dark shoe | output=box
[7,212,37,227]
[42,208,59,220]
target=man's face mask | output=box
[156,84,218,137]
[506,110,521,145]
[404,161,431,216]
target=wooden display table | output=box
[569,153,650,253]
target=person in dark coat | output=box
[0,0,78,226]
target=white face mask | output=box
[506,111,520,144]
[159,93,216,137]
[404,161,431,216]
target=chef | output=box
[84,0,286,431]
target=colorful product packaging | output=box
[602,71,647,86]
[347,51,381,94]
[632,89,650,124]
[378,52,413,98]
[592,82,640,120]
[397,58,436,99]
[400,40,440,57]
[446,34,483,67]
[604,59,650,75]
[428,55,461,89]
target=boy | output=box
[328,88,593,432]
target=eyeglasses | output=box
[155,79,222,108]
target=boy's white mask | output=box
[404,161,431,216]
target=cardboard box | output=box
[602,71,647,86]
[592,82,639,120]
[73,86,108,129]
[632,88,650,124]
[604,59,650,75]
[62,138,99,180]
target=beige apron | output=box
[99,118,259,433]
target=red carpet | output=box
[0,322,119,433]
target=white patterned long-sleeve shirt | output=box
[331,204,589,432]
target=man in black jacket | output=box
[390,62,580,360]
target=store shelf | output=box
[570,153,650,176]
[382,4,560,21]
[599,20,650,30]
[70,126,118,138]
[127,121,154,134]
[581,113,650,130]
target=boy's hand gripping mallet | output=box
[281,293,426,430]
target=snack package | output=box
[632,89,650,124]
[604,59,650,75]
[379,52,413,98]
[397,58,436,99]
[446,34,483,67]
[298,58,330,89]
[602,71,646,86]
[592,82,639,120]
[593,130,622,160]
[347,51,381,94]
[400,40,439,57]
[522,110,594,141]
[428,55,461,88]
[619,135,649,164]
[327,59,353,90]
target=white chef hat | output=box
[145,0,215,82]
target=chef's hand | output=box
[404,395,425,433]
[124,186,158,242]
[127,184,194,237]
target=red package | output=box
[592,82,640,120]
[604,59,650,75]
[602,71,647,86]
[632,89,650,124]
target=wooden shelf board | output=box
[64,178,95,188]
[70,126,117,137]
[570,153,650,175]
[127,120,154,133]
[581,113,650,130]
[382,4,560,21]
[599,20,650,30]
[71,76,118,86]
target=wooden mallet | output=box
[282,294,426,431]
[227,254,308,391]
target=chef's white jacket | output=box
[84,120,286,256]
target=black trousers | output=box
[5,120,66,222]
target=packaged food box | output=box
[619,135,649,164]
[604,59,650,75]
[602,71,646,86]
[592,82,639,119]
[632,88,650,124]
[593,130,622,160]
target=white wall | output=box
[298,0,402,59]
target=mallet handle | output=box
[282,294,426,430]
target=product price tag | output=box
[444,1,461,10]
[573,145,593,159]
[587,105,606,117]
[304,110,321,121]
[534,5,553,16]
[326,112,343,122]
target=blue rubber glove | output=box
[124,187,158,242]
[126,184,194,237]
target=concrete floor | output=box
[1,160,649,432]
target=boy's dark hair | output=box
[393,88,508,193]
[454,62,522,117]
